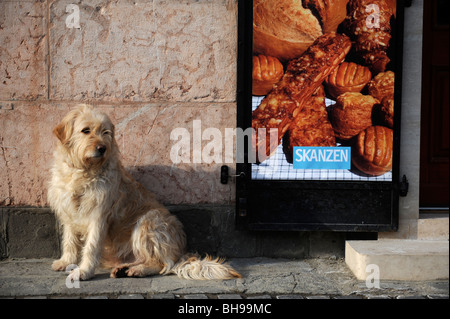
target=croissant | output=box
[344,0,396,74]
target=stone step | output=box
[345,239,449,281]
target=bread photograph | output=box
[251,0,397,180]
[253,0,349,62]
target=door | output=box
[420,0,449,209]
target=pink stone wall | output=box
[0,0,237,206]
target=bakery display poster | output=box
[251,0,397,182]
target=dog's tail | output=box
[170,254,241,280]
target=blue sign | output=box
[293,147,351,170]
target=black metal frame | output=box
[235,0,411,232]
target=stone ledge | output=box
[1,205,344,259]
[345,239,449,281]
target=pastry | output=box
[343,0,396,74]
[252,32,351,162]
[283,86,336,163]
[368,71,395,101]
[352,126,393,176]
[329,92,379,140]
[325,62,372,99]
[252,55,284,96]
[253,0,349,62]
[380,96,394,128]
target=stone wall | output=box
[1,0,237,207]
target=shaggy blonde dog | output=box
[48,104,241,281]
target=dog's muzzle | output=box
[93,144,107,158]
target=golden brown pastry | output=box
[325,62,372,99]
[283,86,336,163]
[252,55,284,96]
[252,33,351,162]
[253,0,349,62]
[343,0,395,74]
[380,97,394,128]
[329,92,379,140]
[352,126,393,176]
[368,71,395,101]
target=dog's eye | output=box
[102,130,112,136]
[81,128,91,134]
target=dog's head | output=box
[53,104,117,169]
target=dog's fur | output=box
[48,104,241,281]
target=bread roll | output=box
[368,71,395,101]
[253,0,349,62]
[352,126,393,176]
[329,92,379,140]
[325,62,372,99]
[252,55,284,96]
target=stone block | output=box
[417,216,449,241]
[0,1,48,100]
[5,208,59,259]
[0,103,62,206]
[49,0,237,102]
[345,239,449,281]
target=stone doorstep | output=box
[345,239,449,281]
[417,216,449,241]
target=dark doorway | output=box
[420,0,449,211]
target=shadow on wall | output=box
[126,165,234,206]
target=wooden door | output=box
[420,0,449,209]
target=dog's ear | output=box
[53,121,71,145]
[53,111,77,145]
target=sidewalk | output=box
[0,257,448,299]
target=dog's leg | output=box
[70,217,106,281]
[110,209,186,279]
[52,224,80,271]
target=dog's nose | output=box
[96,145,106,155]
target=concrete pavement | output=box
[0,257,448,299]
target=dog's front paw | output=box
[52,259,72,272]
[67,268,94,281]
